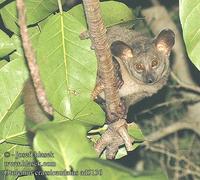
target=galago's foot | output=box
[94,119,134,159]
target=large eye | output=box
[151,59,159,68]
[135,63,144,72]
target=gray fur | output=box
[100,25,175,109]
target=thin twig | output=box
[57,0,63,13]
[187,134,196,156]
[137,97,200,115]
[171,72,200,94]
[173,133,180,180]
[16,0,53,116]
[145,144,200,177]
[144,121,200,143]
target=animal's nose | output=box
[148,78,153,84]
[146,74,155,84]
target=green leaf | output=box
[37,12,104,126]
[128,122,145,141]
[33,121,97,180]
[179,0,200,70]
[0,60,7,68]
[9,35,23,60]
[24,0,64,25]
[75,158,168,180]
[36,1,134,126]
[9,25,41,60]
[1,0,64,34]
[68,1,134,27]
[0,105,28,145]
[0,58,28,123]
[38,14,54,30]
[114,145,137,159]
[18,176,35,180]
[0,1,19,34]
[0,143,34,180]
[0,0,6,4]
[0,30,15,57]
[28,25,42,48]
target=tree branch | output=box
[82,0,133,158]
[144,121,200,143]
[145,143,200,178]
[171,72,200,95]
[16,0,53,116]
[137,97,200,115]
[82,0,121,122]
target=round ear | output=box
[154,29,175,56]
[110,41,133,60]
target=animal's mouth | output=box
[143,80,157,85]
[140,75,159,85]
[143,73,158,85]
